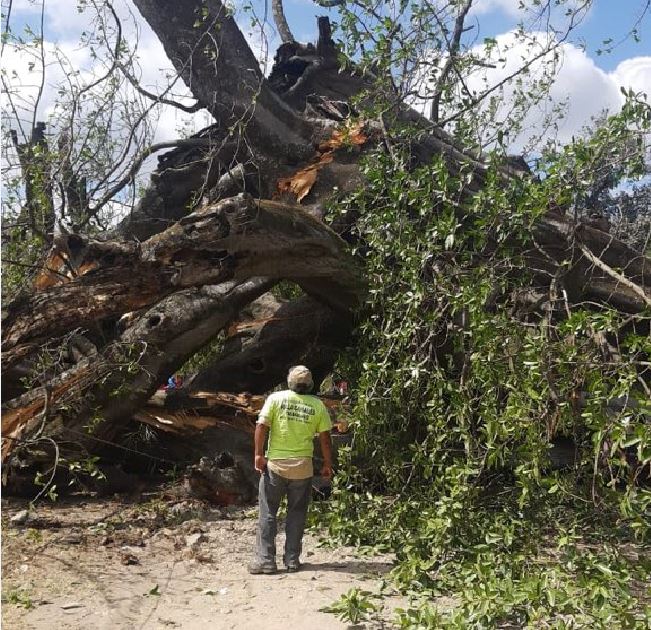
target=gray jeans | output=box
[256,468,312,565]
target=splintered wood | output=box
[133,390,345,436]
[134,391,263,435]
[134,410,256,435]
[276,120,367,203]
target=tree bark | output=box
[131,0,316,160]
[2,195,364,374]
[530,214,651,313]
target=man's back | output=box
[260,389,331,459]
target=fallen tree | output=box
[1,0,649,490]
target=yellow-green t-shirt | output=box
[258,390,332,460]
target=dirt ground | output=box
[2,493,407,629]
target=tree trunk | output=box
[189,293,352,394]
[2,195,363,373]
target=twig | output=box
[576,241,651,309]
[29,437,60,506]
[430,0,474,123]
[117,62,204,113]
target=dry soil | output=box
[2,493,406,629]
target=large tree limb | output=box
[132,0,316,159]
[2,178,365,462]
[576,240,651,309]
[1,194,364,374]
[1,277,273,462]
[529,214,651,313]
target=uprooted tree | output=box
[1,0,649,501]
[2,0,651,623]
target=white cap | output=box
[287,365,314,392]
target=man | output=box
[248,365,333,574]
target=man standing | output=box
[249,365,333,574]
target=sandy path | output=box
[2,497,403,629]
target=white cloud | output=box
[8,0,648,163]
[10,0,93,38]
[611,56,651,99]
[456,30,649,151]
[2,40,92,125]
[471,0,592,22]
[3,0,217,197]
[472,0,522,18]
[409,29,649,153]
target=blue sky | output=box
[6,0,650,70]
[4,0,650,153]
[575,1,650,70]
[239,0,651,151]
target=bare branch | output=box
[85,138,215,224]
[272,0,295,43]
[430,0,474,123]
[117,61,204,113]
[29,0,47,140]
[577,240,651,309]
[10,121,55,242]
[1,0,12,56]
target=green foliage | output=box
[333,0,590,151]
[2,589,34,610]
[322,101,651,626]
[25,528,44,544]
[271,280,305,302]
[146,584,161,597]
[67,455,106,485]
[611,184,651,256]
[179,333,225,376]
[320,588,380,624]
[393,504,651,628]
[33,470,58,502]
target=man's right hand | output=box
[254,455,267,473]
